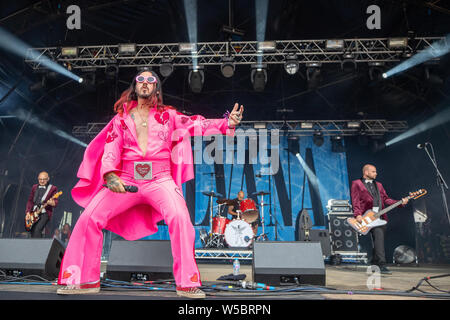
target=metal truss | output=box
[195,249,253,260]
[72,119,408,140]
[25,37,446,70]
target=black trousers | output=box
[30,213,49,238]
[369,224,387,266]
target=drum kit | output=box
[201,190,271,249]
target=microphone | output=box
[102,184,138,193]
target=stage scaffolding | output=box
[24,37,445,70]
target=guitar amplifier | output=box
[327,200,359,254]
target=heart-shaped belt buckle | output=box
[134,161,153,180]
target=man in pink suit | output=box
[57,69,243,298]
[351,164,408,274]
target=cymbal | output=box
[241,210,259,223]
[202,191,223,198]
[216,198,235,205]
[253,191,270,196]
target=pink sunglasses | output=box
[135,75,157,84]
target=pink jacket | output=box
[71,101,235,240]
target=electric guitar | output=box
[25,191,62,231]
[347,189,427,235]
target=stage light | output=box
[0,27,82,84]
[368,62,385,81]
[220,57,235,78]
[383,34,449,79]
[341,53,357,72]
[347,121,361,129]
[326,39,344,50]
[251,64,267,92]
[118,43,136,55]
[306,63,321,90]
[188,66,204,93]
[300,122,314,129]
[78,78,83,83]
[287,135,300,155]
[253,122,267,129]
[179,43,197,53]
[331,136,345,153]
[388,37,408,49]
[159,58,174,77]
[257,41,276,52]
[313,130,324,147]
[61,47,78,57]
[284,55,299,75]
[105,65,118,79]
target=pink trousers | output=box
[58,166,201,288]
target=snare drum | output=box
[212,216,230,235]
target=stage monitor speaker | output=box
[253,241,326,286]
[299,229,332,257]
[0,238,65,280]
[106,240,173,282]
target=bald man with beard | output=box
[25,172,59,238]
[351,164,408,274]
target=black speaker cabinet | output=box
[299,229,332,257]
[253,241,326,286]
[106,240,174,282]
[0,238,65,280]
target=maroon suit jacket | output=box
[350,179,400,221]
[26,184,59,219]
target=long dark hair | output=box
[114,68,173,115]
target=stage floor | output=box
[0,264,449,301]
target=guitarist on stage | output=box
[351,164,408,274]
[25,171,59,238]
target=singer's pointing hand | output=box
[104,172,126,193]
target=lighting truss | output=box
[72,119,408,141]
[25,37,446,70]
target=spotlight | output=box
[284,55,299,75]
[347,121,361,129]
[220,57,235,78]
[118,43,136,55]
[188,66,204,93]
[287,135,300,155]
[313,130,324,147]
[179,43,197,53]
[368,61,385,81]
[105,65,118,79]
[306,63,321,90]
[61,47,78,57]
[257,41,276,52]
[326,39,344,50]
[159,58,174,77]
[331,136,345,153]
[341,53,357,72]
[388,37,408,49]
[78,78,83,83]
[251,64,267,92]
[300,122,314,129]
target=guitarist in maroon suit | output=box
[351,164,408,274]
[25,171,59,238]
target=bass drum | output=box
[224,219,254,248]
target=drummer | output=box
[227,190,259,235]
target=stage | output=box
[0,263,449,301]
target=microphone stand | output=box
[422,142,449,227]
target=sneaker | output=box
[379,266,392,274]
[57,281,101,295]
[176,286,206,299]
